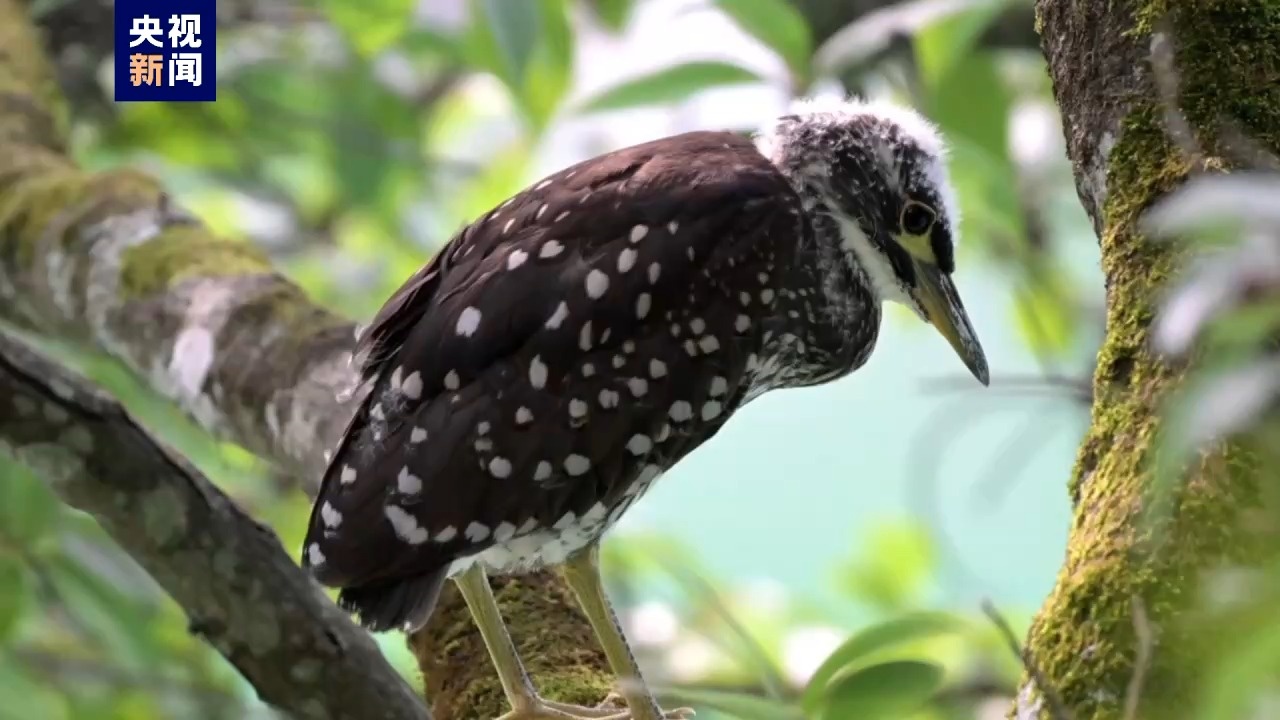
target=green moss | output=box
[0,0,68,149]
[0,163,257,323]
[0,165,167,281]
[0,159,78,271]
[119,225,273,298]
[497,579,614,706]
[412,576,613,719]
[1026,1,1280,717]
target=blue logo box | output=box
[114,0,216,102]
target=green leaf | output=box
[802,612,963,714]
[1010,269,1078,356]
[45,554,158,672]
[401,27,464,64]
[320,0,416,57]
[449,139,534,225]
[0,657,69,720]
[656,686,803,720]
[817,660,945,720]
[1194,614,1280,720]
[926,51,1012,169]
[942,137,1023,254]
[576,61,763,113]
[913,0,1010,89]
[914,4,1022,252]
[590,0,634,31]
[0,459,60,545]
[463,0,574,130]
[923,50,1023,257]
[838,522,937,612]
[478,0,541,89]
[1202,301,1280,354]
[714,0,813,82]
[520,0,576,129]
[0,556,29,644]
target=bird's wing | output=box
[302,130,806,591]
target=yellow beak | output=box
[911,259,989,385]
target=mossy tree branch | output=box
[1019,2,1280,718]
[0,1,611,717]
[0,328,426,720]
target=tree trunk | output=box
[1018,2,1280,717]
[0,2,611,717]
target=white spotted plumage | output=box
[529,355,548,389]
[397,467,423,495]
[546,301,569,329]
[668,401,692,422]
[305,99,981,642]
[321,502,342,529]
[585,269,610,299]
[489,457,513,479]
[618,248,637,273]
[385,506,430,545]
[564,454,591,476]
[539,240,564,258]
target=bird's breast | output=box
[448,463,666,577]
[742,283,881,400]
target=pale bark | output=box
[0,1,612,717]
[1018,1,1280,717]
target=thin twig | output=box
[655,556,791,701]
[1149,22,1203,165]
[1124,597,1153,720]
[981,600,1072,720]
[919,372,1092,404]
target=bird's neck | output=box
[753,190,882,393]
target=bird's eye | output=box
[900,202,936,236]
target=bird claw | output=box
[498,698,627,720]
[530,698,694,720]
[585,689,695,719]
[496,702,603,720]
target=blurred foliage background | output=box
[0,0,1180,717]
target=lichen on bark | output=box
[1021,1,1280,717]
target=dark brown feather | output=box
[301,131,807,630]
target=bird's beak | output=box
[910,260,989,386]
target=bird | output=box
[300,95,989,720]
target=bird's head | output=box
[756,96,989,385]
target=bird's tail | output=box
[337,570,448,633]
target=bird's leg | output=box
[561,546,695,720]
[454,565,629,720]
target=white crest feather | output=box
[754,94,961,242]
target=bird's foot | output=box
[545,698,695,720]
[496,698,693,720]
[599,689,697,719]
[496,698,620,720]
